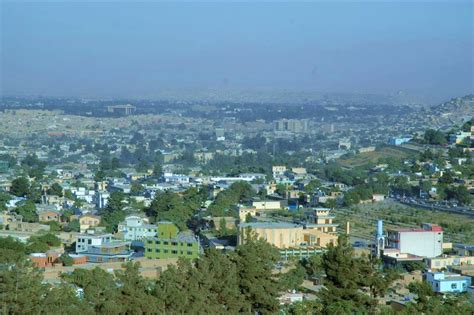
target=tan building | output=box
[239,207,257,221]
[211,216,237,231]
[239,208,338,249]
[39,211,61,223]
[426,256,474,270]
[252,200,283,211]
[304,208,338,247]
[238,222,304,249]
[272,165,287,176]
[79,214,101,233]
[291,167,307,175]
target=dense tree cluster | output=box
[207,181,255,217]
[423,129,447,145]
[0,239,284,315]
[146,187,206,230]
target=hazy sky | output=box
[1,1,472,102]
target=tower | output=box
[375,220,385,258]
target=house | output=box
[426,255,474,270]
[272,165,287,177]
[5,221,51,233]
[425,271,471,293]
[39,210,61,223]
[252,200,283,211]
[117,215,157,242]
[29,251,86,268]
[238,207,257,221]
[79,214,101,233]
[449,131,471,144]
[388,137,412,146]
[372,194,386,202]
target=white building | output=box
[387,223,443,258]
[117,215,157,242]
[75,232,113,253]
[94,191,110,209]
[163,173,190,184]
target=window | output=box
[164,250,168,253]
[147,240,153,244]
[147,248,152,252]
[451,283,457,289]
[163,241,169,245]
[172,242,178,246]
[187,243,193,247]
[171,250,178,254]
[155,249,160,253]
[155,240,161,245]
[88,239,92,244]
[187,251,193,255]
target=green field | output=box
[338,146,417,168]
[334,200,474,244]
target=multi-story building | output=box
[238,222,304,249]
[239,208,338,250]
[117,215,157,242]
[304,208,338,247]
[274,119,309,133]
[75,232,113,253]
[425,271,471,293]
[387,223,443,258]
[426,255,474,270]
[145,222,201,259]
[84,242,133,263]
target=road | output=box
[396,198,474,217]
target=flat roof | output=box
[239,222,301,229]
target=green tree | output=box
[48,183,63,197]
[0,236,27,264]
[130,182,145,196]
[146,190,194,230]
[0,192,12,210]
[113,262,157,314]
[423,129,447,145]
[65,219,80,232]
[305,179,322,192]
[10,177,30,197]
[318,235,397,314]
[59,253,74,266]
[235,238,282,314]
[14,200,38,223]
[100,192,126,232]
[280,264,306,291]
[0,259,46,314]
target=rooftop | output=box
[239,222,301,229]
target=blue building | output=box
[83,241,133,263]
[425,271,471,293]
[388,137,412,146]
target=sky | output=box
[1,1,473,103]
